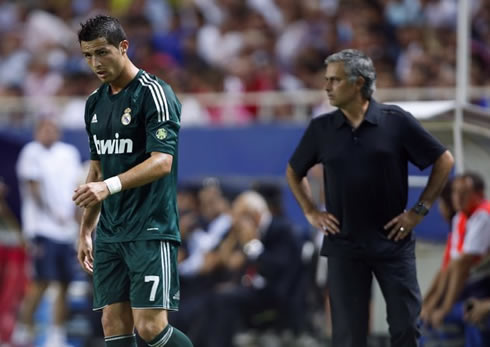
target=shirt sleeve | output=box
[143,83,181,155]
[288,120,320,177]
[84,98,100,161]
[16,144,40,181]
[463,211,490,255]
[401,112,446,170]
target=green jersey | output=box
[84,69,181,243]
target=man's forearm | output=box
[80,203,101,236]
[286,164,316,214]
[117,152,172,191]
[432,268,449,306]
[423,270,442,303]
[418,150,454,208]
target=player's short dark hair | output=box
[78,15,127,47]
[463,171,485,194]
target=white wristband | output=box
[104,176,122,195]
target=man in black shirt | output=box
[286,49,454,347]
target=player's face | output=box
[80,38,126,83]
[324,62,360,108]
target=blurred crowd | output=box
[0,0,489,125]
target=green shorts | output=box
[92,240,180,311]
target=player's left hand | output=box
[73,182,109,208]
[384,209,423,241]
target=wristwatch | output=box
[412,202,429,216]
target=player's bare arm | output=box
[286,164,339,234]
[77,160,102,274]
[386,150,454,241]
[73,152,173,208]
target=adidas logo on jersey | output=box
[93,133,133,155]
[173,291,180,300]
[91,114,98,123]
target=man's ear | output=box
[356,76,365,91]
[119,40,129,55]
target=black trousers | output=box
[327,254,421,347]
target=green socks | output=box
[146,324,193,347]
[105,333,137,346]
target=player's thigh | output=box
[93,241,130,310]
[123,240,180,310]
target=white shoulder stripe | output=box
[142,72,169,121]
[138,77,163,122]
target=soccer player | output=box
[72,15,193,347]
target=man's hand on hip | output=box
[305,209,340,235]
[384,210,424,241]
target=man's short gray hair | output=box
[236,191,269,215]
[325,49,376,99]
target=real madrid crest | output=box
[121,107,131,125]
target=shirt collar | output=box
[333,98,379,129]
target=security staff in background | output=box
[286,49,454,347]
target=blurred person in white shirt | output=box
[12,118,82,347]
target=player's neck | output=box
[109,62,140,95]
[340,98,370,129]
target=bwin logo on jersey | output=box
[93,133,133,155]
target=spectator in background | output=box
[463,257,490,347]
[251,181,285,217]
[12,118,82,347]
[198,180,232,252]
[0,179,27,346]
[426,172,490,346]
[202,190,304,347]
[171,184,211,347]
[421,177,458,321]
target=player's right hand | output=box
[305,209,340,235]
[78,232,94,274]
[73,182,109,208]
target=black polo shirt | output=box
[289,99,446,258]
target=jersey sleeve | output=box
[289,119,320,177]
[463,211,490,255]
[84,95,100,161]
[401,112,446,170]
[143,82,181,155]
[16,144,40,181]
